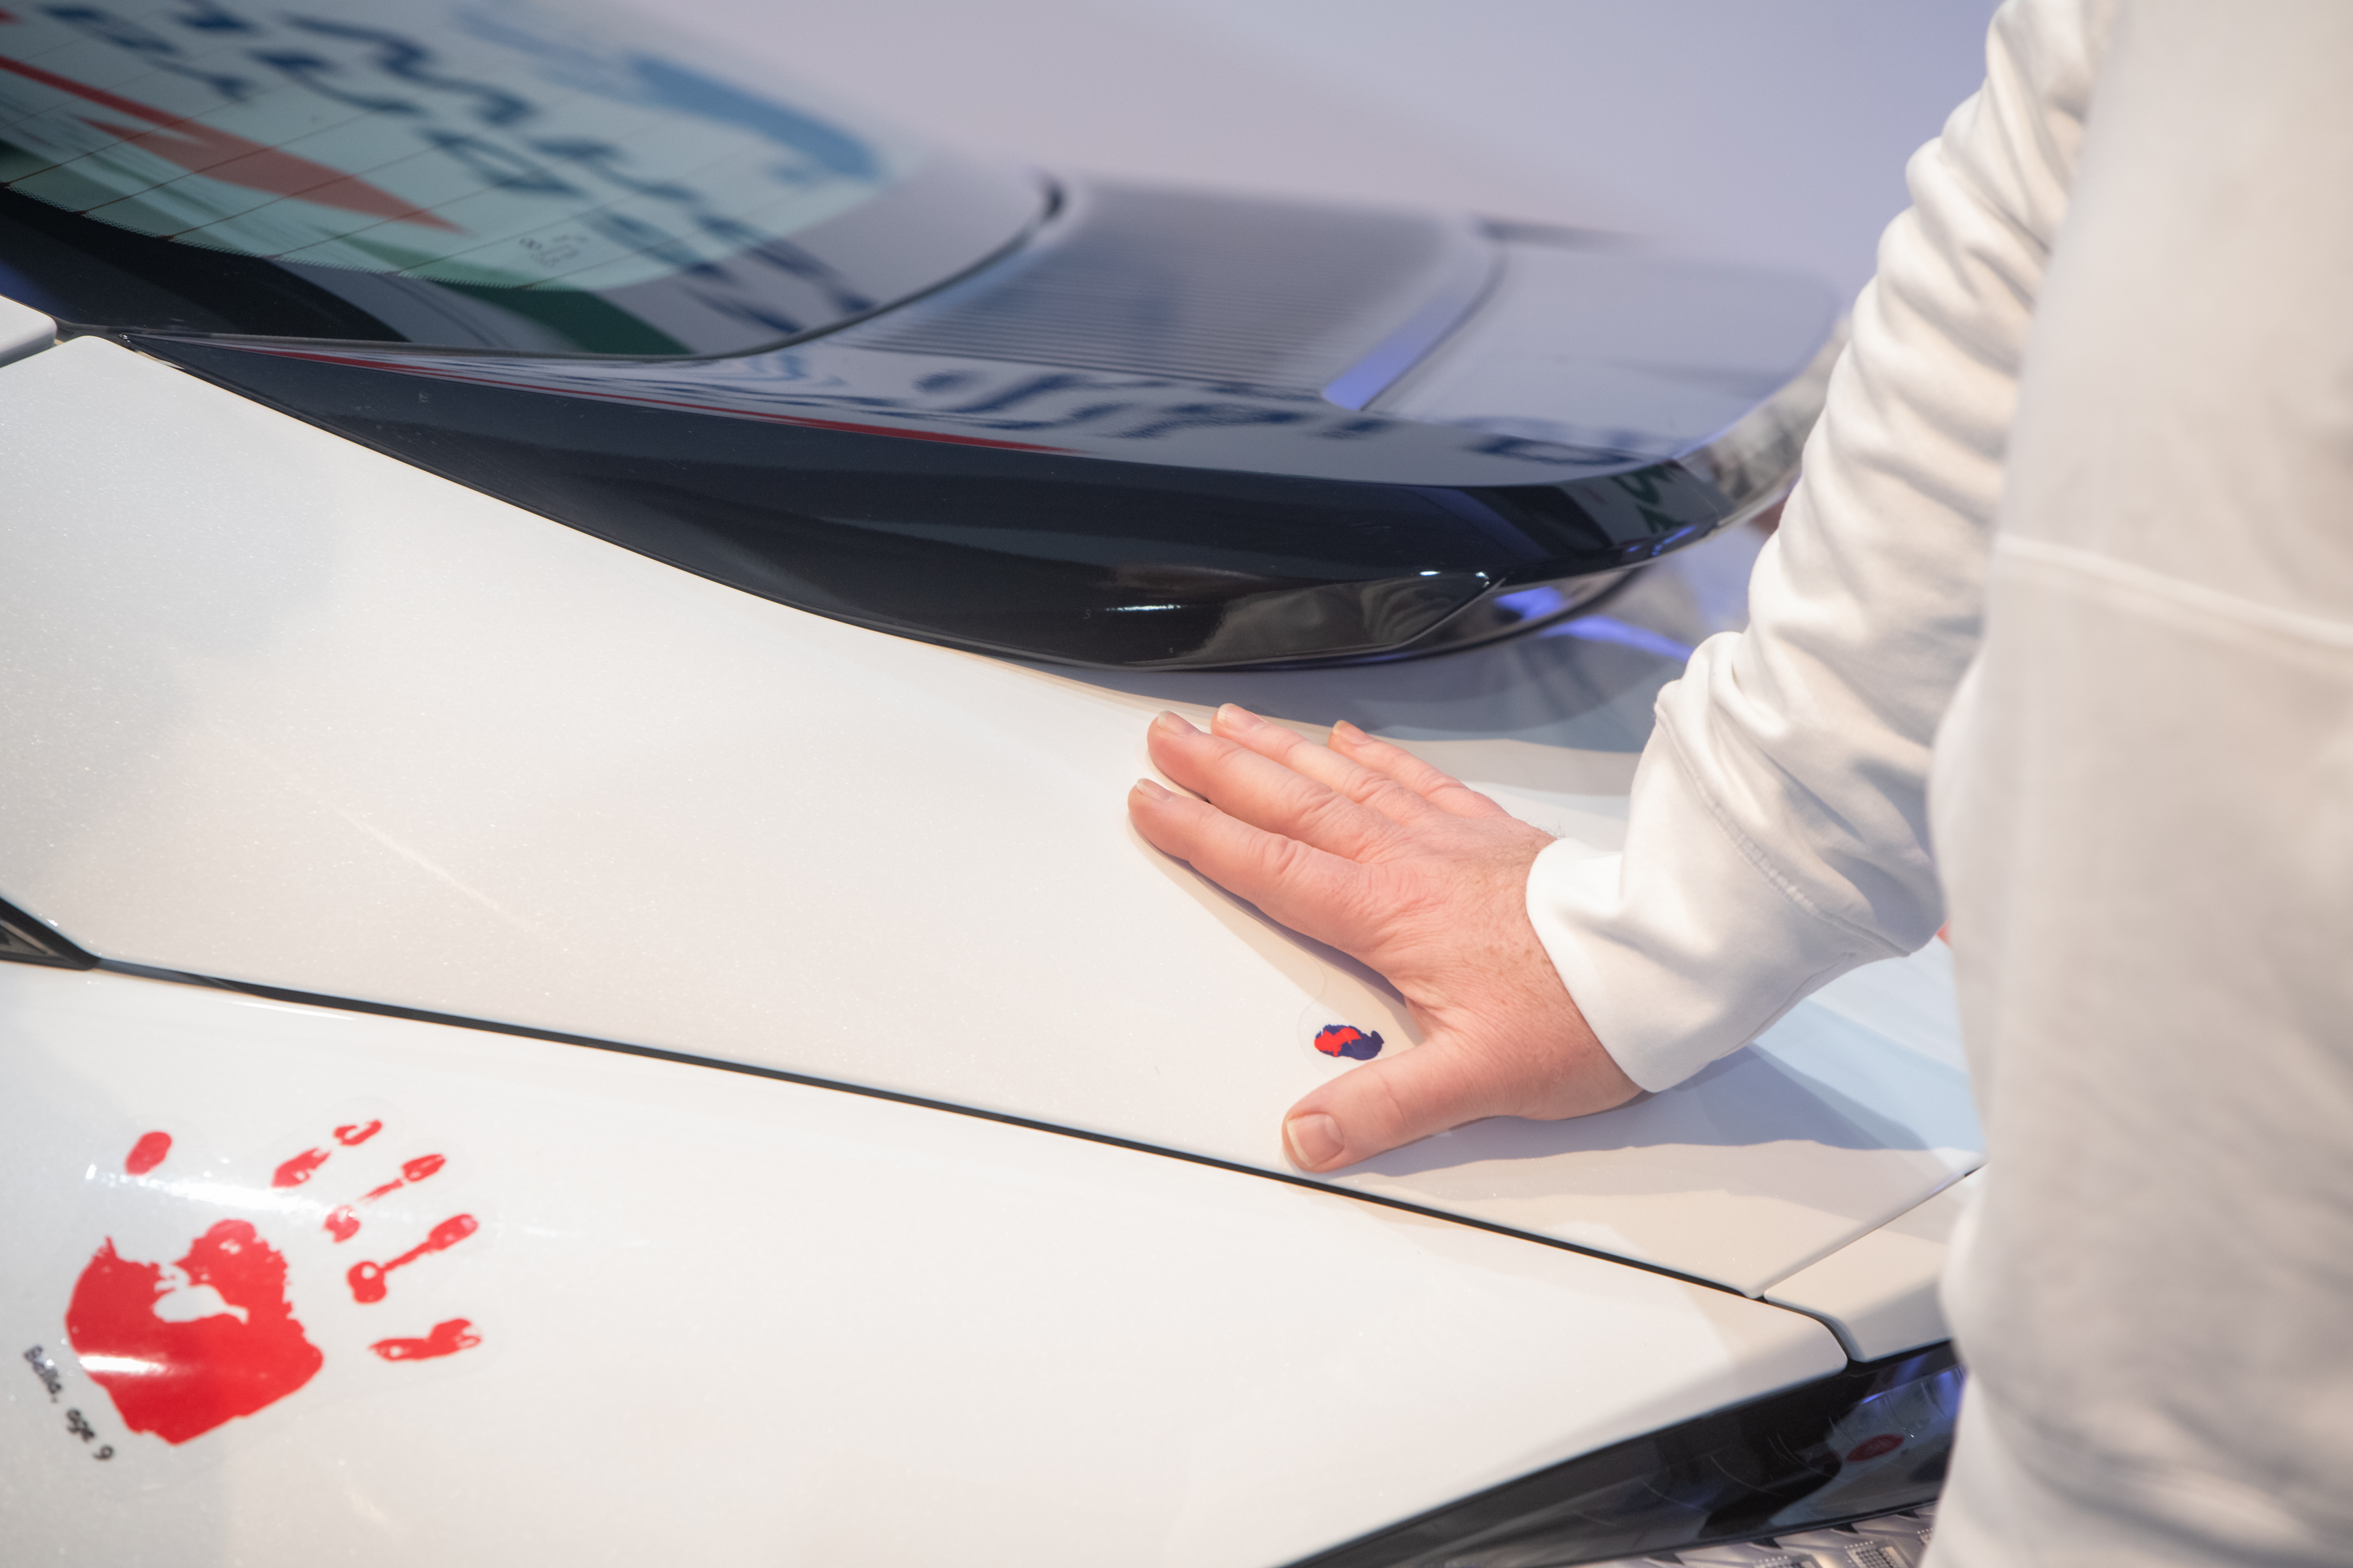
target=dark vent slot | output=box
[0,894,96,969]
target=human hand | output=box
[1129,706,1638,1173]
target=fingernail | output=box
[1216,703,1265,732]
[1151,709,1198,735]
[1331,719,1366,744]
[1132,778,1173,802]
[1284,1113,1343,1169]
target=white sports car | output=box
[0,4,1977,1564]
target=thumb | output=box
[1280,1036,1504,1173]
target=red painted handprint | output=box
[65,1120,482,1446]
[67,1218,323,1445]
[347,1215,480,1305]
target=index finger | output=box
[1127,779,1383,954]
[1148,711,1405,864]
[1329,721,1513,820]
[1207,705,1452,831]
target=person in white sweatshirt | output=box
[1126,0,2352,1559]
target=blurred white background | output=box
[660,0,2001,300]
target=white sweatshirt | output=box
[1525,1,2353,1560]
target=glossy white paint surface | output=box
[1767,1169,1983,1362]
[0,294,50,366]
[0,963,1844,1567]
[0,339,1979,1296]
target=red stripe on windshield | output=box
[0,54,459,230]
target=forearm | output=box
[1529,0,2112,1090]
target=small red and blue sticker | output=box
[1312,1025,1384,1061]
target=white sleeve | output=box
[1524,0,2114,1093]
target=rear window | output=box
[0,1,1041,354]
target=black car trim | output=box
[1285,1343,1961,1567]
[0,893,97,969]
[128,333,1746,669]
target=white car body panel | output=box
[0,294,47,366]
[0,338,1979,1301]
[1767,1170,1982,1362]
[0,962,1844,1566]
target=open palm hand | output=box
[1130,706,1637,1172]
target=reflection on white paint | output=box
[93,1171,311,1220]
[75,1354,165,1378]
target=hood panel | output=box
[0,963,1842,1567]
[0,340,1979,1297]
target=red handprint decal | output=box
[64,1120,484,1447]
[124,1131,172,1176]
[273,1119,382,1190]
[372,1318,482,1362]
[348,1215,479,1304]
[66,1221,323,1446]
[323,1153,447,1243]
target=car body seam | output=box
[77,954,1762,1300]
